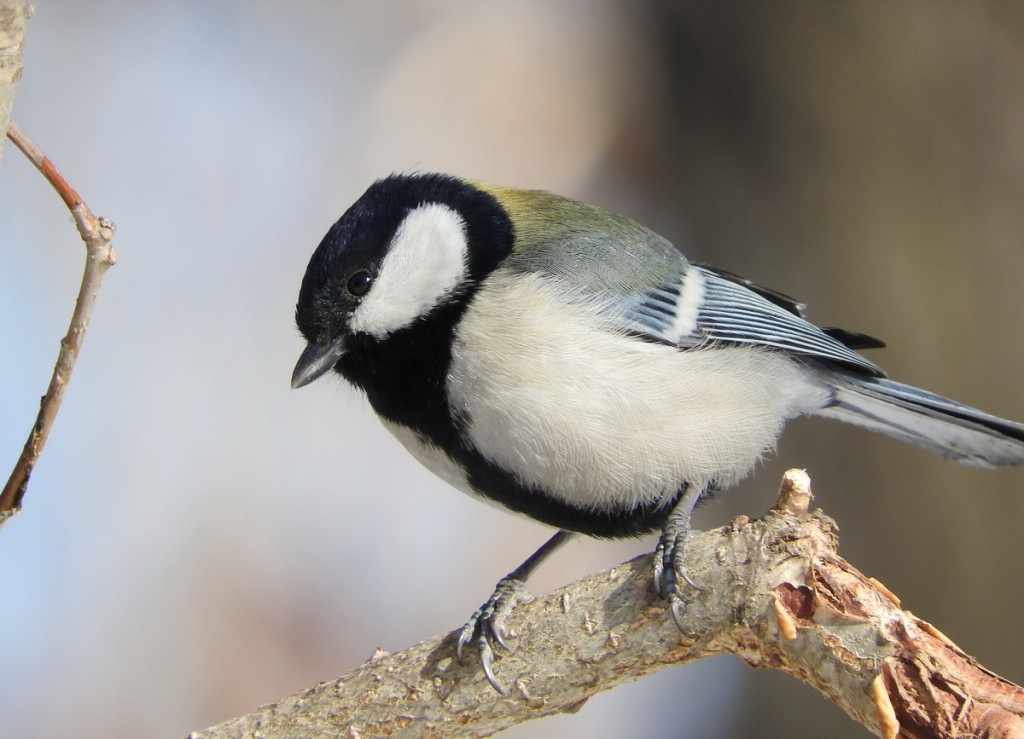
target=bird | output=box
[291,172,1024,692]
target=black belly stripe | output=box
[460,452,683,537]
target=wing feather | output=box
[622,265,883,376]
[499,200,884,376]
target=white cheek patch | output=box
[349,203,470,337]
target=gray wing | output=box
[502,203,884,376]
[625,263,885,376]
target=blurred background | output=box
[2,2,1023,737]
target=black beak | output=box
[291,336,347,389]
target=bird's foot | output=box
[455,575,528,694]
[455,531,571,693]
[653,487,706,631]
[654,525,705,631]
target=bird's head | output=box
[292,173,514,389]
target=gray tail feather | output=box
[815,375,1024,468]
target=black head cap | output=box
[293,173,514,385]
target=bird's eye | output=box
[346,269,373,297]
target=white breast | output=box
[446,269,831,513]
[380,419,523,517]
[381,420,472,494]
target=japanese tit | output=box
[292,172,1024,692]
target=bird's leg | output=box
[653,483,705,631]
[456,529,572,693]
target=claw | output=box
[456,575,524,694]
[654,484,706,628]
[657,527,706,597]
[490,619,509,652]
[478,637,504,694]
[455,531,572,692]
[669,598,687,633]
[455,616,476,664]
[672,530,706,593]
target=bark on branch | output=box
[0,0,29,164]
[189,471,1024,738]
[0,121,118,522]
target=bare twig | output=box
[189,471,1024,738]
[1,121,117,523]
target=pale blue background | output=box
[2,3,1023,737]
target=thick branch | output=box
[189,471,1024,738]
[0,122,117,522]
